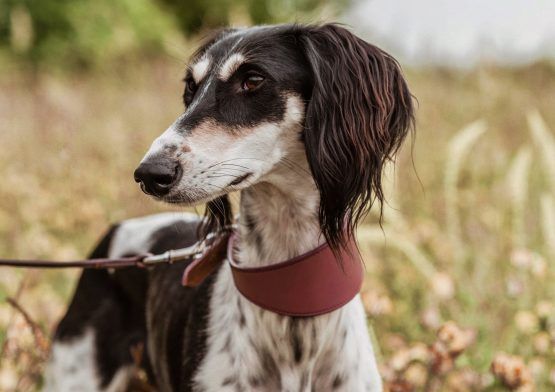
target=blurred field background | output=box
[1,0,555,391]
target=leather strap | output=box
[0,255,148,269]
[181,232,231,286]
[227,234,363,317]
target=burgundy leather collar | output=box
[227,234,363,317]
[183,232,363,317]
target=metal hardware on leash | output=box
[141,230,226,265]
[141,241,205,265]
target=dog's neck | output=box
[236,155,323,267]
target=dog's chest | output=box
[192,264,381,392]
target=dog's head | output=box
[134,24,414,249]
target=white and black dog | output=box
[44,24,413,392]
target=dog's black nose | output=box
[134,158,182,196]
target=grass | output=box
[1,58,555,391]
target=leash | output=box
[0,230,227,271]
[0,226,363,317]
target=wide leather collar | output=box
[227,234,363,317]
[182,232,363,317]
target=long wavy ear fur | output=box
[299,24,414,251]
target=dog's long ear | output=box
[300,24,414,251]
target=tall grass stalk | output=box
[444,120,487,263]
[540,194,555,259]
[380,162,408,229]
[528,109,555,194]
[358,225,437,278]
[506,147,532,248]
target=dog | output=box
[44,23,414,392]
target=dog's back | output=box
[44,213,216,392]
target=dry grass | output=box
[1,58,555,391]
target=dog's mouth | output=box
[228,173,253,187]
[151,172,254,205]
[138,169,255,207]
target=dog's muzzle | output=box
[134,156,182,197]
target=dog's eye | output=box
[241,74,264,91]
[183,77,197,106]
[186,78,197,93]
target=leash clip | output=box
[141,243,201,266]
[141,226,234,266]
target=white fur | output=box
[185,73,214,116]
[196,272,380,391]
[191,56,211,84]
[141,115,185,162]
[218,53,246,81]
[109,212,198,257]
[43,330,134,392]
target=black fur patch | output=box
[260,348,281,389]
[291,320,303,363]
[332,374,344,389]
[140,219,218,392]
[221,375,236,386]
[54,218,218,391]
[237,298,246,327]
[180,26,312,133]
[54,225,150,388]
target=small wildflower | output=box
[528,357,545,378]
[530,255,547,277]
[420,306,442,330]
[510,249,547,278]
[446,368,482,392]
[506,276,525,297]
[510,249,534,269]
[532,332,551,354]
[404,363,428,388]
[431,272,455,300]
[428,321,475,376]
[408,343,431,363]
[480,373,496,388]
[436,321,476,356]
[429,344,454,374]
[389,343,430,372]
[361,290,393,316]
[390,349,413,372]
[514,311,539,334]
[491,352,535,391]
[379,364,396,383]
[535,301,553,320]
[385,334,407,351]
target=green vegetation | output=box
[0,0,347,69]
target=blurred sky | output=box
[346,0,555,67]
